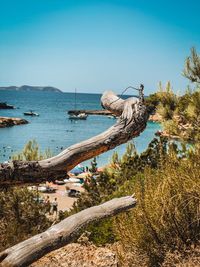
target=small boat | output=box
[0,102,15,109]
[68,89,88,120]
[24,110,39,116]
[69,113,88,120]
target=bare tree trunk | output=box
[0,89,149,185]
[0,195,136,267]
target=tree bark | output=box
[0,89,149,185]
[0,195,137,267]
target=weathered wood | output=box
[0,88,149,185]
[0,195,137,267]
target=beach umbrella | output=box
[70,165,84,175]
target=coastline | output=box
[0,116,28,128]
[155,130,181,140]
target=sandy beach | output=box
[41,182,85,212]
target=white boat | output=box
[68,89,88,120]
[69,113,88,120]
[24,110,39,116]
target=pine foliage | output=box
[183,47,200,83]
[12,140,52,161]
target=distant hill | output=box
[0,85,63,93]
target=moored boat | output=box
[69,113,88,120]
[68,89,88,120]
[24,110,39,116]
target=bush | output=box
[0,140,52,252]
[0,187,51,251]
[162,120,179,136]
[69,138,168,247]
[113,145,200,266]
[12,139,52,161]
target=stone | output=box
[0,117,28,128]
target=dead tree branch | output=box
[0,88,149,185]
[0,195,137,267]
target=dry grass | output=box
[113,147,200,266]
[162,245,200,267]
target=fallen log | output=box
[0,195,137,267]
[0,86,149,185]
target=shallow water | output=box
[0,91,160,166]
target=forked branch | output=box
[0,86,149,185]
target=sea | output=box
[0,91,160,167]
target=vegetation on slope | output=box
[146,48,200,142]
[0,140,51,252]
[71,138,200,266]
[1,48,200,266]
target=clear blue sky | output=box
[0,0,200,94]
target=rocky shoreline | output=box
[0,117,28,128]
[148,113,162,123]
[148,113,182,140]
[155,130,181,140]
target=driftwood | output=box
[0,195,137,267]
[0,86,149,185]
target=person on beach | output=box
[65,185,70,195]
[52,197,58,216]
[44,195,51,214]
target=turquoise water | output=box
[0,91,160,166]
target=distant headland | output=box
[0,85,63,93]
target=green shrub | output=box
[12,139,52,161]
[162,120,179,136]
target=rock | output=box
[155,130,181,140]
[0,117,28,128]
[0,102,15,109]
[148,113,162,122]
[31,243,118,267]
